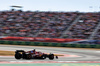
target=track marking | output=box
[96,51,100,53]
[0,56,13,57]
[58,54,81,57]
[0,61,100,63]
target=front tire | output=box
[48,54,54,60]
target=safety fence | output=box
[0,40,100,48]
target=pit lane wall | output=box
[0,36,100,48]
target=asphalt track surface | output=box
[0,45,100,62]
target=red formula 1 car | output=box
[15,49,58,60]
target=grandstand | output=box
[0,10,100,40]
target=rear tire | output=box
[15,53,22,59]
[41,54,47,59]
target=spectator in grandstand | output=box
[0,10,78,38]
[63,13,100,39]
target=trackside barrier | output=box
[0,40,100,48]
[0,36,83,43]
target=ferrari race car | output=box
[15,49,58,60]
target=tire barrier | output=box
[0,40,100,48]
